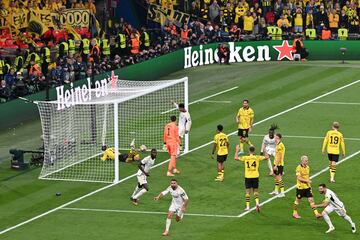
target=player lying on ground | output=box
[130,148,157,206]
[260,124,279,176]
[313,183,356,234]
[101,139,147,162]
[154,179,189,237]
[235,145,269,212]
[292,155,322,219]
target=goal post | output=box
[37,76,188,183]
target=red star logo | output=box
[110,70,118,88]
[273,40,294,61]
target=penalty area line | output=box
[237,149,360,218]
[61,207,238,218]
[1,79,359,235]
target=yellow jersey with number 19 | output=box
[322,130,345,155]
[238,155,266,178]
[214,132,229,156]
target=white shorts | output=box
[266,147,275,157]
[169,203,184,218]
[137,174,147,186]
[324,205,346,217]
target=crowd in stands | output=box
[0,0,359,102]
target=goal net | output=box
[37,76,188,183]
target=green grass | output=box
[1,61,360,239]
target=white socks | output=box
[131,186,140,198]
[267,159,273,171]
[344,215,354,226]
[323,213,334,228]
[165,218,172,232]
[133,189,147,200]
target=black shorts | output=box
[245,178,259,189]
[119,154,129,162]
[237,129,249,138]
[296,188,313,199]
[328,154,339,162]
[273,165,284,175]
[217,154,227,163]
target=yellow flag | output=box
[65,23,82,41]
[28,12,48,36]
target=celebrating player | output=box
[163,115,181,176]
[154,179,189,236]
[172,101,192,152]
[322,122,346,183]
[130,149,157,205]
[235,145,269,212]
[313,183,356,234]
[261,124,278,176]
[212,124,229,182]
[235,99,254,155]
[292,155,322,219]
[269,133,285,197]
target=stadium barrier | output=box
[1,40,360,130]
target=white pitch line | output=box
[61,207,238,218]
[160,86,238,114]
[237,149,360,217]
[249,133,360,141]
[311,101,360,105]
[199,100,232,103]
[1,79,359,236]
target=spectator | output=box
[4,68,16,88]
[293,8,304,33]
[265,7,275,25]
[340,9,349,29]
[209,0,221,23]
[277,14,290,32]
[315,5,329,31]
[329,9,340,34]
[306,9,314,29]
[0,80,11,101]
[349,12,359,33]
[244,11,255,34]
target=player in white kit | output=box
[260,124,278,176]
[154,179,189,236]
[313,183,356,234]
[130,149,157,205]
[173,101,191,152]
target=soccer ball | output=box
[139,145,147,152]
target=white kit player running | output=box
[172,101,191,152]
[314,183,356,234]
[261,124,278,176]
[130,149,157,205]
[154,179,189,236]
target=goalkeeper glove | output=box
[179,145,183,151]
[163,144,167,151]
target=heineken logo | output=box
[56,71,118,110]
[184,41,294,69]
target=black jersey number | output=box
[219,138,227,147]
[330,136,339,144]
[246,161,257,168]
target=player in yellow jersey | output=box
[235,99,254,154]
[270,133,286,197]
[292,155,322,219]
[212,124,229,182]
[322,122,346,183]
[101,139,147,162]
[235,145,269,212]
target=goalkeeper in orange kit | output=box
[163,115,181,177]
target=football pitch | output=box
[1,61,360,239]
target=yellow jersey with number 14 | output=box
[238,155,266,178]
[214,132,229,156]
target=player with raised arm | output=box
[292,155,322,219]
[164,116,181,176]
[269,133,286,197]
[313,183,356,234]
[172,101,191,152]
[235,145,269,212]
[322,122,346,183]
[154,179,189,236]
[212,124,229,182]
[130,148,157,205]
[261,124,278,176]
[236,99,254,155]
